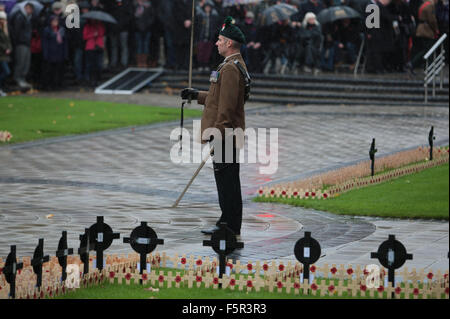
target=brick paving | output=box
[0,91,448,273]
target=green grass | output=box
[51,270,362,299]
[254,163,449,220]
[51,268,435,299]
[0,96,202,144]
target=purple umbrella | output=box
[0,0,17,14]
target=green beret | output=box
[219,16,246,44]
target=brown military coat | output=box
[196,53,247,148]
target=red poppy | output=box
[213,277,219,285]
[413,288,419,296]
[328,285,335,292]
[262,264,269,271]
[395,287,402,294]
[230,279,236,286]
[427,272,433,280]
[125,273,132,281]
[279,264,285,271]
[142,274,148,281]
[347,268,354,275]
[196,276,202,283]
[330,267,337,274]
[281,191,286,195]
[196,259,203,266]
[158,275,164,283]
[259,189,263,194]
[175,276,182,283]
[311,192,316,197]
[247,280,253,288]
[323,193,328,199]
[294,282,301,289]
[181,258,186,265]
[445,287,449,295]
[377,286,384,293]
[311,283,318,291]
[360,285,367,292]
[247,264,253,271]
[293,192,298,196]
[310,265,316,273]
[305,192,309,197]
[277,281,283,289]
[270,190,275,195]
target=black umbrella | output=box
[81,11,117,24]
[260,3,298,26]
[316,5,362,25]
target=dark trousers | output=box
[42,61,64,89]
[212,146,242,235]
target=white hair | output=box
[302,12,319,26]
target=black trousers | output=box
[212,146,242,235]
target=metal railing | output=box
[424,33,447,103]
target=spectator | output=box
[390,0,416,72]
[301,12,323,74]
[334,18,362,71]
[409,0,440,71]
[83,18,105,86]
[41,15,68,90]
[195,0,220,71]
[173,0,193,71]
[240,10,263,73]
[320,22,338,71]
[157,0,176,70]
[0,10,11,96]
[10,1,34,88]
[67,1,90,84]
[134,0,154,68]
[106,0,133,70]
[365,0,395,73]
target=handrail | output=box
[424,33,447,60]
[423,33,447,103]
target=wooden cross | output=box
[166,271,174,288]
[186,270,196,288]
[236,274,246,291]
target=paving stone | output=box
[0,97,448,272]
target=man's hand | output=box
[181,88,199,100]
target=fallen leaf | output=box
[46,214,54,219]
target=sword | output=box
[172,146,214,208]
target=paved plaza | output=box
[0,92,449,273]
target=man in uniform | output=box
[181,16,249,238]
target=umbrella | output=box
[260,3,298,26]
[81,11,117,24]
[316,5,362,25]
[9,0,43,17]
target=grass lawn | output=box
[51,272,365,299]
[0,96,202,144]
[254,163,449,220]
[51,268,434,299]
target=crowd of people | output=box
[0,0,448,96]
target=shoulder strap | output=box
[233,60,251,84]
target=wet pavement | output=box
[0,91,448,273]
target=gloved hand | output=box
[180,88,199,100]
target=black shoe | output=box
[201,226,220,235]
